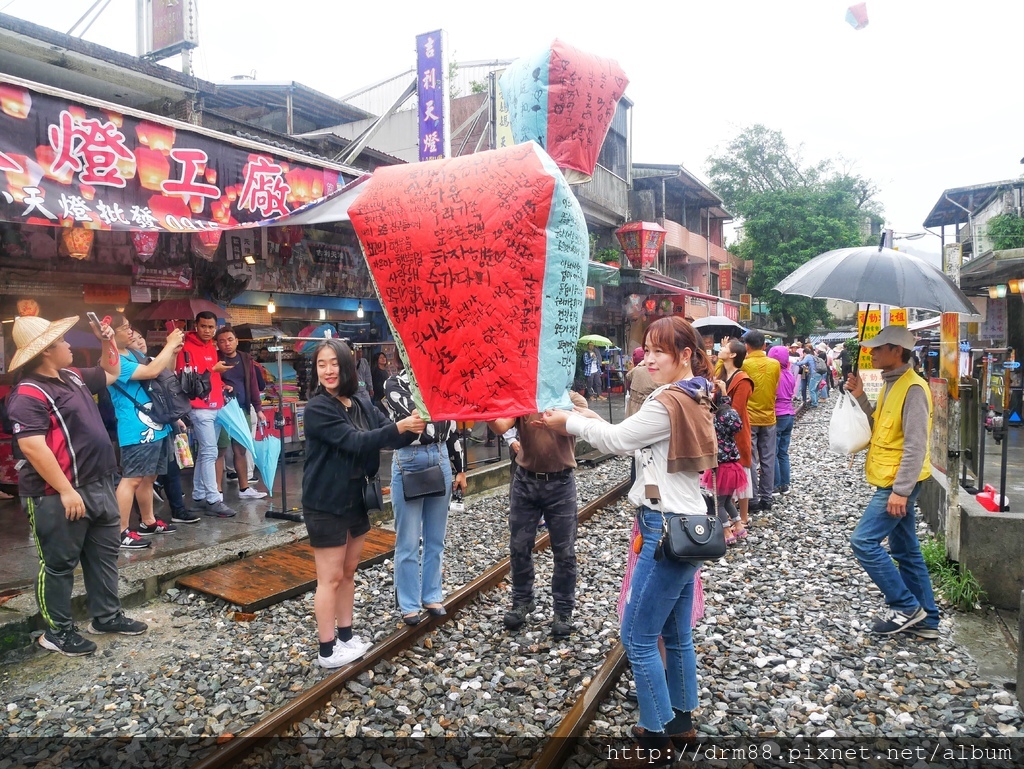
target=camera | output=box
[449,487,465,513]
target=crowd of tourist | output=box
[4,308,937,769]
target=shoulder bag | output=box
[645,463,725,567]
[363,474,384,514]
[401,450,447,500]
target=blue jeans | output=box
[190,408,220,503]
[808,372,822,406]
[391,443,452,615]
[850,484,939,629]
[621,509,700,731]
[774,414,794,489]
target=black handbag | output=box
[402,463,446,500]
[656,512,727,565]
[363,475,384,514]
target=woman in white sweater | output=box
[541,316,717,766]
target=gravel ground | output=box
[1,457,631,765]
[5,401,1024,768]
[568,402,1024,767]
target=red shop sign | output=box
[0,79,345,233]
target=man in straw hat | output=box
[845,324,939,639]
[6,314,148,657]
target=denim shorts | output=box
[120,436,170,478]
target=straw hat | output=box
[9,315,79,370]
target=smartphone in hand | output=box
[86,311,103,332]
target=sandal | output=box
[734,527,748,540]
[725,533,738,546]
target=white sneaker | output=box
[317,641,363,669]
[238,487,267,499]
[338,635,373,656]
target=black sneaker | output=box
[119,529,151,549]
[171,509,201,524]
[138,519,177,536]
[902,625,939,640]
[551,613,573,638]
[85,611,148,636]
[503,600,536,630]
[871,606,926,635]
[226,471,239,482]
[38,626,97,656]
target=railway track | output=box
[191,477,633,769]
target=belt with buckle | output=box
[517,467,572,481]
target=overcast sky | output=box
[7,0,1022,261]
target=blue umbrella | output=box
[253,425,282,494]
[215,399,257,456]
[295,324,339,355]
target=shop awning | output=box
[0,74,363,233]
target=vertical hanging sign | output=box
[416,30,450,162]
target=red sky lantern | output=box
[191,230,222,261]
[61,227,94,260]
[131,231,160,262]
[616,221,666,270]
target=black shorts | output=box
[304,508,371,548]
[120,436,170,478]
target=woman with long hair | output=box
[302,339,425,668]
[541,317,717,766]
[383,368,466,625]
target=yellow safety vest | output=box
[864,368,932,489]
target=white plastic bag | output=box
[828,391,872,454]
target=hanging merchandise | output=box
[624,294,644,320]
[16,298,39,316]
[131,231,160,262]
[60,228,94,260]
[191,230,221,261]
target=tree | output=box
[987,213,1024,251]
[707,125,882,337]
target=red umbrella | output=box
[133,299,227,321]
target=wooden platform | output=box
[176,527,396,612]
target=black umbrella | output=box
[773,245,978,315]
[179,352,211,402]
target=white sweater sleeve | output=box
[565,399,671,455]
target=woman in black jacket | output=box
[302,339,425,669]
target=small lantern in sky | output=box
[846,3,869,30]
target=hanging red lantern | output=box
[130,231,160,262]
[16,298,39,316]
[191,230,222,261]
[643,297,657,313]
[615,221,667,270]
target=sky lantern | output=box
[846,3,869,30]
[498,39,628,184]
[60,227,94,260]
[616,221,666,270]
[191,230,222,261]
[130,230,159,262]
[348,142,588,420]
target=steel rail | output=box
[531,642,629,769]
[190,478,632,769]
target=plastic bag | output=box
[173,432,194,469]
[829,391,872,454]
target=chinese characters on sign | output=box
[719,265,732,294]
[416,31,450,162]
[0,81,343,233]
[349,143,587,421]
[739,293,752,322]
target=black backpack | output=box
[113,351,192,425]
[814,354,828,375]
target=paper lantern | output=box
[348,142,588,420]
[616,221,666,270]
[624,293,644,320]
[191,230,222,261]
[845,3,869,30]
[16,299,39,316]
[61,228,94,260]
[499,40,629,184]
[130,231,160,262]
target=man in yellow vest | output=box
[845,325,939,638]
[741,330,781,513]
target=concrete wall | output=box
[919,472,1024,610]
